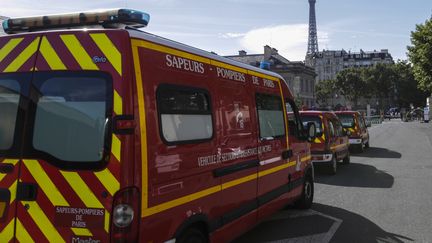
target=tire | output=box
[357,144,364,153]
[328,155,337,175]
[295,173,314,209]
[365,141,370,148]
[177,227,207,243]
[342,151,350,164]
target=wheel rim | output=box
[305,180,312,199]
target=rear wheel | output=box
[328,155,337,175]
[342,151,350,164]
[357,144,364,153]
[295,173,314,209]
[177,227,207,243]
[365,141,370,148]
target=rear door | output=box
[0,30,131,242]
[0,34,40,242]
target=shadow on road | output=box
[315,163,394,188]
[352,147,402,159]
[312,203,414,243]
[233,203,413,243]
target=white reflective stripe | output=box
[259,156,281,166]
[164,239,176,243]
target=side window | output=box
[256,93,285,139]
[157,84,213,144]
[328,120,335,137]
[285,100,303,137]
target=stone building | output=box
[226,45,317,108]
[306,49,394,109]
[307,49,394,82]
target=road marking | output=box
[264,210,342,243]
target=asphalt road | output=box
[234,119,432,243]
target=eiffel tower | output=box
[306,0,319,57]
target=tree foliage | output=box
[393,61,429,107]
[334,68,368,107]
[407,17,432,93]
[315,79,335,106]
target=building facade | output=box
[226,45,317,108]
[306,49,394,109]
[307,49,394,82]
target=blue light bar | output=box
[2,9,150,34]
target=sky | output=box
[1,0,432,61]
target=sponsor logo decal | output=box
[71,236,101,243]
[92,56,107,63]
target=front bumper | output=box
[311,153,333,163]
[349,138,362,144]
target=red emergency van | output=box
[0,9,316,243]
[335,111,370,152]
[300,111,350,174]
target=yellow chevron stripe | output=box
[23,201,65,243]
[9,180,17,205]
[114,90,123,115]
[112,135,121,162]
[0,159,18,182]
[0,219,14,242]
[4,37,40,72]
[60,171,109,232]
[22,160,93,236]
[0,38,24,62]
[94,168,120,196]
[90,33,122,76]
[301,155,312,162]
[60,34,98,70]
[16,219,35,243]
[39,36,66,70]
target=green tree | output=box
[315,79,335,106]
[407,17,432,93]
[393,61,429,108]
[334,68,368,107]
[364,63,396,109]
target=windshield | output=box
[336,114,355,128]
[0,79,20,150]
[300,115,323,134]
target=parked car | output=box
[300,111,350,175]
[335,111,370,152]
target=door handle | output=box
[16,183,38,201]
[0,163,14,174]
[282,149,293,160]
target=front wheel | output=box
[342,152,350,164]
[177,228,207,243]
[295,173,314,209]
[328,155,337,175]
[365,141,370,148]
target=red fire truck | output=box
[0,9,316,243]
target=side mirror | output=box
[306,122,316,142]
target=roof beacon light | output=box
[2,9,150,34]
